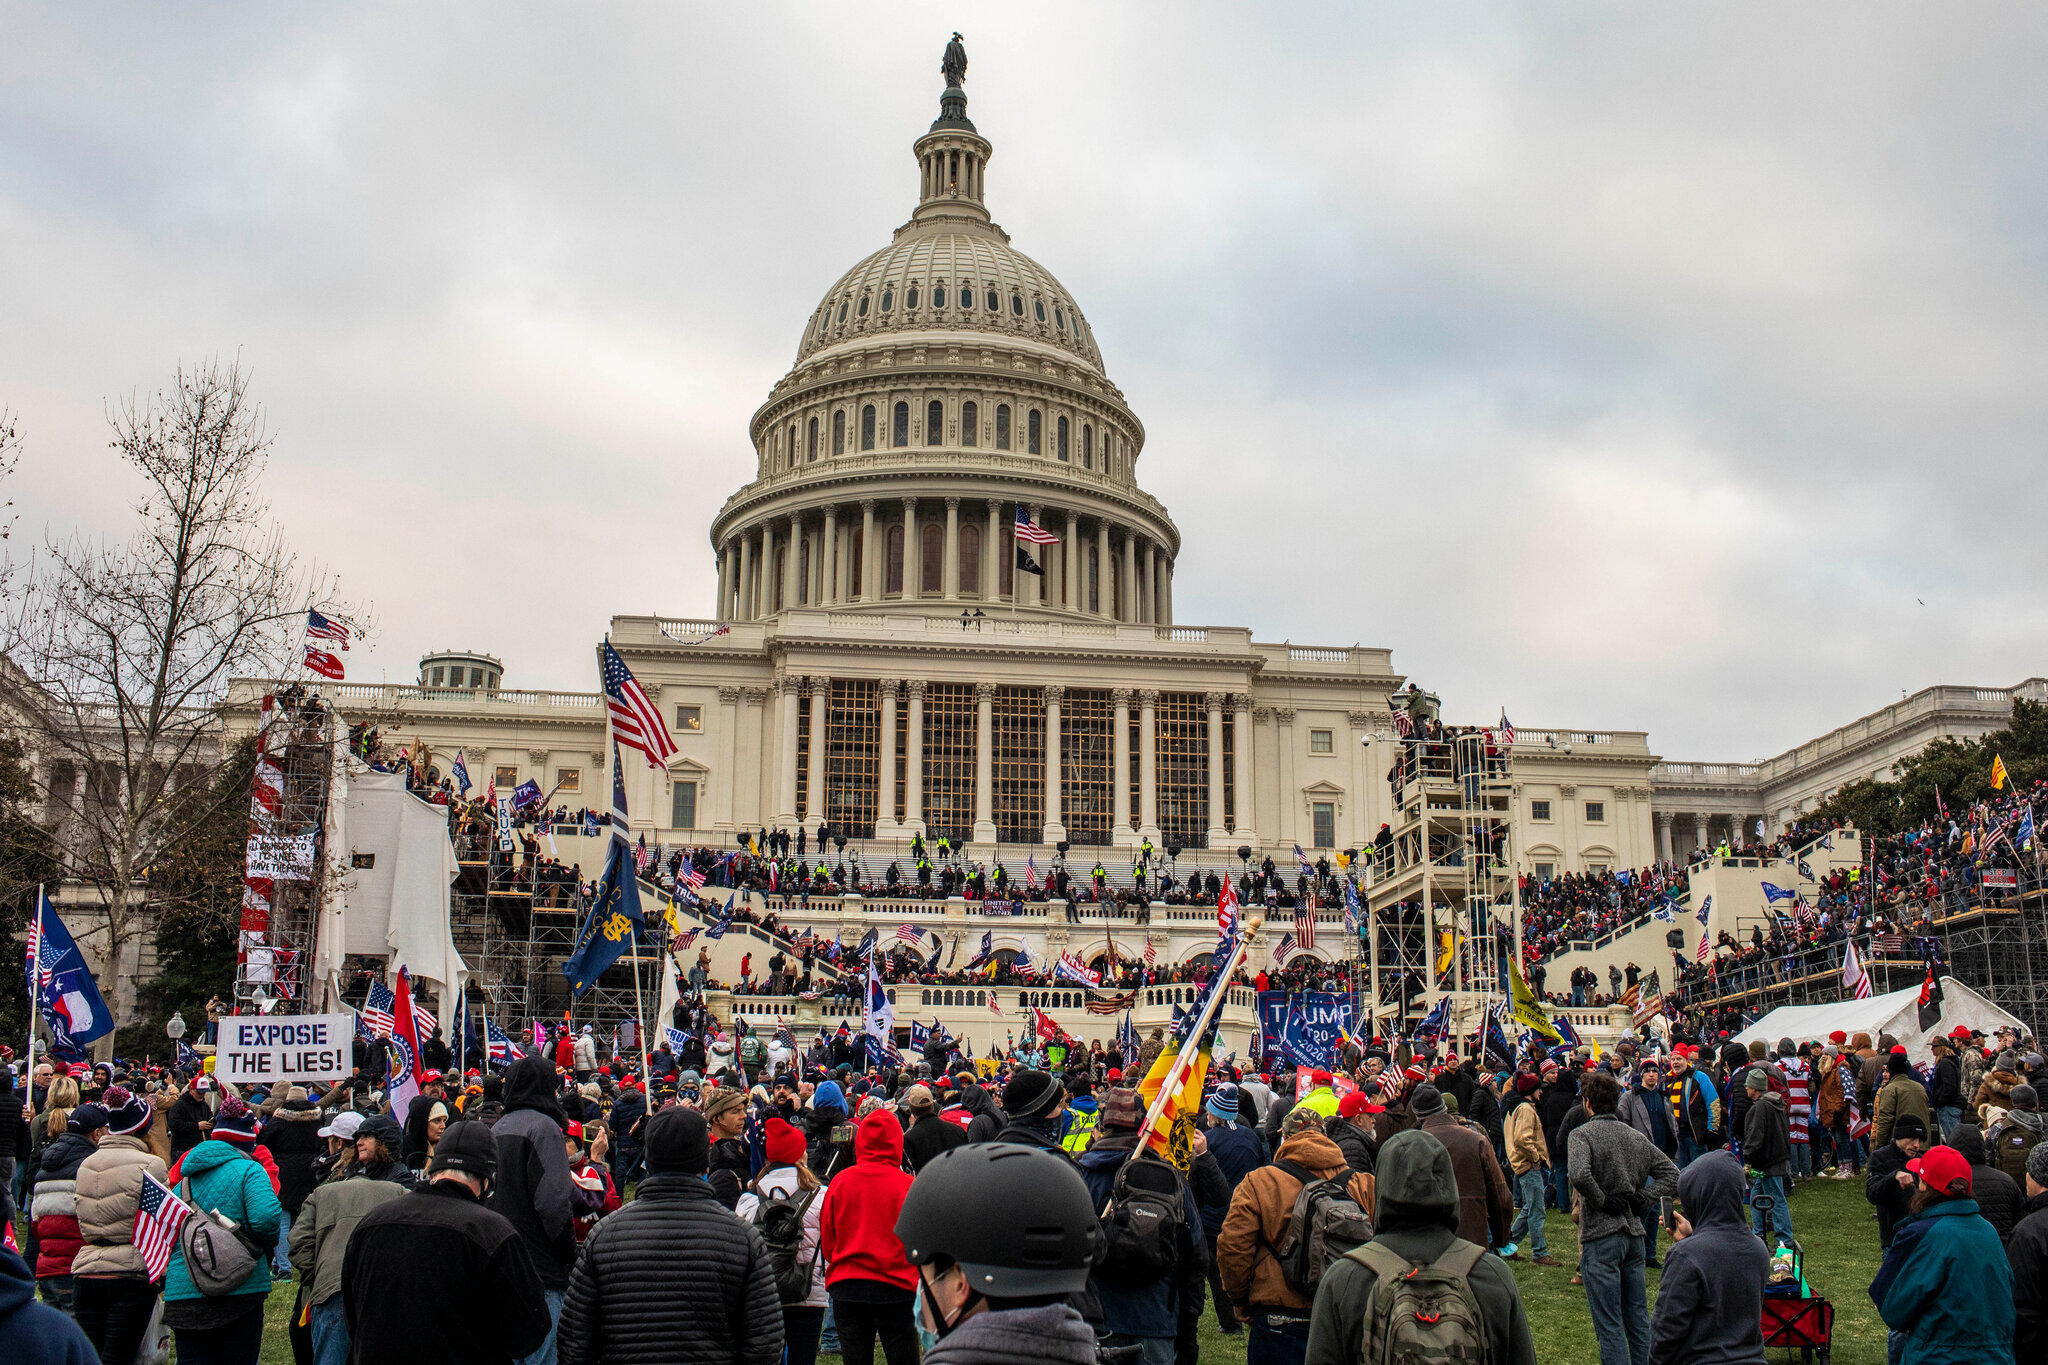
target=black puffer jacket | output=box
[257,1102,327,1216]
[556,1172,783,1365]
[1323,1118,1376,1175]
[1949,1125,2025,1241]
[487,1056,577,1291]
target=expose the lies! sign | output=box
[216,1013,352,1085]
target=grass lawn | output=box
[243,1173,1888,1364]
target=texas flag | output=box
[27,891,112,1055]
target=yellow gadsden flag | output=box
[1992,754,2010,791]
[1508,957,1563,1044]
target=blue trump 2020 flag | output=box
[30,890,114,1053]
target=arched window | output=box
[1011,293,1024,316]
[886,525,905,593]
[961,400,978,446]
[920,524,942,593]
[1057,416,1069,461]
[907,283,919,309]
[927,399,943,446]
[857,294,869,317]
[861,405,876,450]
[1082,424,1093,469]
[934,284,947,308]
[1034,298,1046,322]
[850,526,863,596]
[796,538,810,604]
[837,300,848,323]
[807,417,818,461]
[1027,410,1042,454]
[995,404,1011,450]
[787,424,796,464]
[832,410,845,455]
[1055,305,1065,329]
[959,524,982,594]
[880,287,893,312]
[893,402,910,448]
[773,548,786,610]
[986,286,999,311]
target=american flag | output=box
[1293,905,1316,952]
[306,609,351,646]
[361,980,396,1037]
[1086,991,1137,1015]
[1497,711,1515,746]
[1217,876,1239,940]
[1391,708,1413,738]
[673,928,700,950]
[776,1020,798,1050]
[988,991,1004,1016]
[1272,932,1298,963]
[1013,508,1060,545]
[486,1019,523,1064]
[1696,930,1711,964]
[895,924,928,946]
[1143,940,1157,965]
[680,863,707,891]
[134,1173,194,1282]
[598,640,679,768]
[1874,932,1906,956]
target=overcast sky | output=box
[5,3,2044,761]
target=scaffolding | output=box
[1363,721,1518,1042]
[234,690,341,1015]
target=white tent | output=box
[1733,976,2024,1063]
[313,758,469,1031]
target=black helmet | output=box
[894,1143,1098,1296]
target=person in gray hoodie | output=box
[489,1055,578,1365]
[1648,1151,1768,1365]
[1570,1070,1680,1365]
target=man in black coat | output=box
[1949,1123,2024,1241]
[2008,1143,2048,1362]
[1864,1111,1928,1248]
[1648,1152,1769,1364]
[900,1086,967,1172]
[557,1108,782,1365]
[344,1121,553,1365]
[1739,1070,1793,1248]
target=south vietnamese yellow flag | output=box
[1992,754,2010,791]
[1508,957,1562,1044]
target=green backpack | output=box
[1346,1239,1489,1365]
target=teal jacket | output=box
[1877,1199,2016,1365]
[164,1141,283,1304]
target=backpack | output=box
[1271,1158,1373,1295]
[1346,1239,1489,1365]
[175,1177,263,1297]
[1993,1120,2041,1182]
[749,1178,821,1304]
[1096,1153,1184,1285]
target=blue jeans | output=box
[310,1296,351,1365]
[274,1208,294,1274]
[1507,1169,1548,1255]
[1935,1106,1962,1141]
[1580,1232,1650,1365]
[1105,1335,1175,1365]
[1639,1205,1660,1265]
[1751,1174,1793,1246]
[1247,1315,1311,1365]
[1552,1160,1574,1212]
[1790,1141,1811,1179]
[518,1287,566,1365]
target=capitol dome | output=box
[709,70,1180,630]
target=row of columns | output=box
[1655,810,1765,863]
[770,676,1253,848]
[717,497,1174,624]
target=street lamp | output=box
[165,1012,186,1042]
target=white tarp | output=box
[1733,976,2024,1063]
[322,761,469,1033]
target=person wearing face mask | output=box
[894,1143,1100,1365]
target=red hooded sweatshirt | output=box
[817,1108,916,1293]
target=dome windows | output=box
[856,294,869,318]
[832,410,846,455]
[906,283,919,310]
[1011,293,1024,316]
[959,524,982,594]
[807,417,819,462]
[893,401,910,448]
[1034,298,1046,323]
[986,286,999,312]
[926,400,943,446]
[934,284,947,308]
[1082,424,1093,469]
[920,525,942,593]
[1054,305,1065,329]
[1027,409,1042,454]
[880,288,894,312]
[995,404,1011,450]
[1057,415,1069,461]
[961,401,977,446]
[886,524,905,594]
[861,404,877,451]
[837,300,848,323]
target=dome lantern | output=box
[911,76,991,227]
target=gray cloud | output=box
[3,2,2043,759]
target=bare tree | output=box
[1,358,360,1027]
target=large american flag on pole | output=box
[361,980,396,1037]
[1013,508,1060,544]
[598,639,679,767]
[134,1173,194,1282]
[1293,905,1316,952]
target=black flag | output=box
[1015,546,1043,576]
[1916,965,1945,1031]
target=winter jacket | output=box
[166,1089,211,1159]
[1504,1097,1548,1175]
[1876,1199,2016,1365]
[1417,1111,1512,1248]
[1647,1151,1767,1365]
[1741,1093,1791,1178]
[1201,1119,1268,1235]
[736,1166,828,1308]
[28,1131,94,1279]
[1927,1055,1963,1111]
[558,1171,784,1365]
[1874,1074,1932,1148]
[487,1055,579,1290]
[572,1034,598,1073]
[1216,1130,1374,1314]
[1466,1081,1505,1154]
[1814,1055,1848,1127]
[68,1134,168,1279]
[1972,1068,2021,1123]
[1536,1075,1580,1151]
[289,1164,411,1307]
[256,1101,326,1216]
[1866,1142,1917,1247]
[1078,1133,1205,1340]
[567,1156,620,1240]
[921,1302,1097,1365]
[903,1111,969,1172]
[162,1140,283,1303]
[0,1246,94,1365]
[1678,1069,1721,1146]
[1987,1107,2044,1181]
[1321,1119,1375,1181]
[1947,1126,2023,1242]
[344,1178,554,1365]
[1620,1086,1678,1156]
[1569,1113,1679,1245]
[2007,1190,2048,1362]
[817,1109,917,1292]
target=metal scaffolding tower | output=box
[234,692,341,1015]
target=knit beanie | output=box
[212,1095,261,1144]
[644,1107,710,1175]
[1409,1084,1446,1120]
[2012,1084,2039,1111]
[2029,1138,2048,1189]
[763,1116,806,1166]
[1003,1069,1063,1120]
[102,1085,152,1137]
[1098,1086,1143,1131]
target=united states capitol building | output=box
[218,60,2039,1027]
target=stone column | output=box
[1112,688,1133,839]
[1121,532,1139,624]
[878,680,900,832]
[1145,543,1159,625]
[1560,784,1582,873]
[1096,522,1112,618]
[1250,706,1273,844]
[1162,556,1174,625]
[1693,813,1709,858]
[736,534,754,621]
[860,500,878,602]
[1655,810,1673,865]
[760,523,777,614]
[716,687,741,828]
[804,677,828,825]
[943,497,960,602]
[1064,510,1080,611]
[784,513,802,610]
[973,682,997,843]
[902,497,919,599]
[1138,688,1159,839]
[1043,684,1065,844]
[1234,693,1255,841]
[1276,708,1297,845]
[775,675,800,823]
[905,680,926,834]
[715,546,730,621]
[984,500,1001,604]
[1205,691,1227,848]
[821,506,839,606]
[1028,504,1045,608]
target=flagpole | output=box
[29,884,43,1071]
[1135,922,1255,1145]
[630,932,652,1085]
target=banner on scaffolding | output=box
[1256,991,1361,1070]
[245,833,318,881]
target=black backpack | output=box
[1097,1153,1185,1284]
[1271,1158,1373,1295]
[749,1179,821,1304]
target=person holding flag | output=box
[26,889,114,1061]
